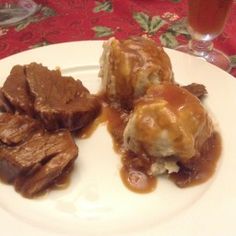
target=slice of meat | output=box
[14,131,78,198]
[15,151,76,198]
[0,89,14,113]
[0,113,41,145]
[2,63,101,131]
[0,113,78,197]
[182,83,207,99]
[1,65,34,116]
[25,63,101,131]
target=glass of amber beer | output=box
[177,0,233,71]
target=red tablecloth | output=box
[0,0,236,76]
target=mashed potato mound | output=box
[123,84,213,174]
[99,36,174,109]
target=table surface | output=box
[0,0,235,76]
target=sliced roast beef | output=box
[15,149,76,198]
[1,65,34,116]
[0,113,41,145]
[0,89,14,113]
[1,63,101,131]
[0,113,78,198]
[25,63,100,131]
[182,83,207,99]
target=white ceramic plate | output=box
[0,41,236,236]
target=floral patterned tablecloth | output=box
[0,0,236,76]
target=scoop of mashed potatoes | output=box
[99,36,174,109]
[123,84,213,174]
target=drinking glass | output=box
[0,0,40,26]
[177,0,233,71]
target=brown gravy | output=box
[78,97,222,193]
[170,132,221,187]
[120,152,158,193]
[76,108,106,139]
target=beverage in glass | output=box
[177,0,233,71]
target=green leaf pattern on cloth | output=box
[230,55,236,67]
[160,32,179,48]
[169,0,182,3]
[29,40,51,49]
[133,12,189,48]
[92,26,114,38]
[149,16,166,34]
[41,6,57,17]
[158,19,191,48]
[133,12,166,34]
[168,19,189,36]
[93,1,113,13]
[133,12,150,32]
